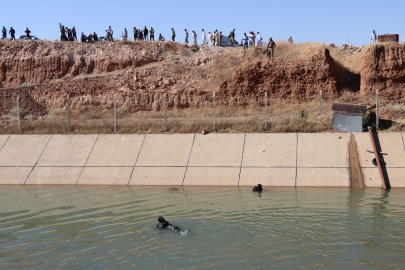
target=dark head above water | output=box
[156,216,180,231]
[252,184,263,192]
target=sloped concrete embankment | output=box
[1,133,405,187]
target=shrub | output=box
[299,108,308,121]
[170,56,179,62]
[20,82,33,87]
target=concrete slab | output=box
[354,133,405,168]
[136,134,194,167]
[0,167,32,185]
[243,134,296,167]
[77,167,133,186]
[296,168,350,187]
[0,135,9,151]
[129,167,186,186]
[188,134,245,167]
[183,167,240,186]
[298,133,350,168]
[239,168,296,186]
[0,135,51,166]
[86,135,145,166]
[37,135,98,167]
[362,168,405,188]
[26,167,83,185]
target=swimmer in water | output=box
[252,184,263,192]
[156,216,180,231]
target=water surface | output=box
[1,186,405,269]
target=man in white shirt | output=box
[202,29,207,45]
[370,30,377,43]
[192,30,197,45]
[122,28,128,41]
[106,26,113,39]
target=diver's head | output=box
[258,184,262,189]
[158,216,166,223]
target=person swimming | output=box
[252,184,263,192]
[156,216,180,231]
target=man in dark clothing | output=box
[150,27,155,41]
[267,37,276,60]
[24,28,31,39]
[133,27,137,40]
[156,216,180,231]
[143,27,148,41]
[60,26,67,41]
[2,27,6,39]
[93,32,98,41]
[81,32,87,43]
[9,27,15,40]
[171,28,175,41]
[72,26,77,41]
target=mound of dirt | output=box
[353,44,405,101]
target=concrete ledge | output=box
[188,134,245,167]
[0,167,32,185]
[86,135,144,166]
[184,167,240,186]
[129,167,186,186]
[136,134,194,167]
[37,135,98,167]
[239,168,296,187]
[298,133,350,168]
[77,167,133,186]
[0,135,51,166]
[297,168,350,187]
[26,167,83,185]
[362,168,405,188]
[242,134,296,167]
[0,135,9,151]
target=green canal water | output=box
[1,186,405,269]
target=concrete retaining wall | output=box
[0,133,404,187]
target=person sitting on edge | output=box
[93,32,98,41]
[158,34,165,41]
[156,216,180,231]
[252,184,263,192]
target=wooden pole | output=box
[265,91,267,131]
[164,93,167,132]
[67,94,70,132]
[320,90,322,126]
[376,89,379,129]
[17,96,21,132]
[213,92,216,132]
[114,94,117,133]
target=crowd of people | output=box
[2,26,32,40]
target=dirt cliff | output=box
[353,44,405,101]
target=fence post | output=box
[17,96,21,132]
[265,91,267,131]
[320,90,322,126]
[213,92,216,132]
[376,89,379,129]
[114,94,117,133]
[67,94,70,132]
[164,93,167,132]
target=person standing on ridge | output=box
[143,26,148,41]
[2,27,6,39]
[184,29,189,43]
[150,27,155,41]
[212,31,216,46]
[133,27,138,40]
[219,31,223,46]
[122,28,128,41]
[106,26,113,40]
[9,27,15,40]
[228,29,235,46]
[267,37,276,60]
[215,30,220,46]
[257,32,262,47]
[371,30,377,43]
[72,26,77,41]
[208,31,212,45]
[202,29,207,45]
[242,33,248,50]
[248,31,256,47]
[288,36,293,43]
[171,28,176,41]
[24,27,31,39]
[192,30,197,45]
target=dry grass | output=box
[1,101,335,134]
[274,41,327,61]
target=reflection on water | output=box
[1,186,405,269]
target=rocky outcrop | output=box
[353,44,405,101]
[0,41,173,88]
[218,48,343,104]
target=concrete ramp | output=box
[130,167,186,186]
[0,135,9,151]
[78,167,134,186]
[26,167,83,185]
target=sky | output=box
[2,0,405,46]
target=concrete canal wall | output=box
[0,133,404,187]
